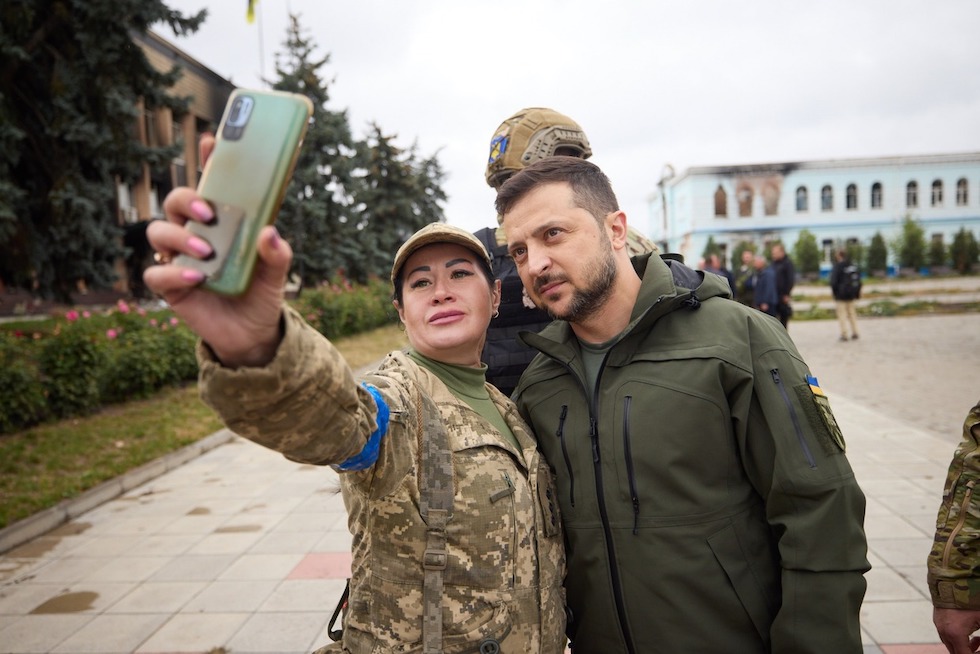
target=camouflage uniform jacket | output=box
[928,400,980,609]
[513,254,869,654]
[197,307,567,654]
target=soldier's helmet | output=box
[485,107,658,256]
[485,107,592,190]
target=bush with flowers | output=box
[0,300,199,433]
[0,276,398,434]
[293,271,397,339]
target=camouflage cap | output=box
[391,222,492,284]
[485,107,592,190]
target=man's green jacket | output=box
[514,253,870,654]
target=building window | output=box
[956,178,968,206]
[821,185,833,211]
[821,239,834,266]
[907,181,918,208]
[714,185,727,217]
[846,184,857,210]
[871,182,882,209]
[796,186,808,212]
[932,180,943,206]
[762,182,780,216]
[737,184,753,217]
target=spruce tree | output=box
[792,229,821,275]
[0,0,204,300]
[867,232,888,274]
[350,123,445,282]
[271,14,357,287]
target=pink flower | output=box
[82,310,91,318]
[106,329,118,340]
[137,307,146,317]
[116,300,130,314]
[149,318,158,327]
[169,317,179,326]
[65,310,79,322]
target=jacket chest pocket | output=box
[445,448,533,590]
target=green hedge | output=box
[0,280,397,435]
[293,273,397,338]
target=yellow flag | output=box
[247,0,258,23]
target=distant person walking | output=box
[734,249,756,306]
[752,254,779,317]
[829,249,861,341]
[770,243,795,328]
[703,253,735,297]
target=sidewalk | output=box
[2,314,978,653]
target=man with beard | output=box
[495,157,870,654]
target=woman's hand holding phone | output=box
[143,135,291,369]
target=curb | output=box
[0,428,237,555]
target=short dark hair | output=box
[494,157,619,226]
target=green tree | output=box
[0,1,205,300]
[950,227,979,274]
[844,241,865,269]
[893,215,927,271]
[793,229,821,275]
[867,232,888,273]
[928,235,948,268]
[270,14,356,287]
[349,124,446,282]
[701,236,720,262]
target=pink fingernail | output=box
[190,200,214,222]
[181,269,205,283]
[269,227,281,250]
[187,236,213,257]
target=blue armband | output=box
[333,383,389,472]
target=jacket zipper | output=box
[942,479,975,567]
[585,359,637,654]
[556,404,575,507]
[623,395,640,535]
[770,369,816,468]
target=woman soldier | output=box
[143,142,565,654]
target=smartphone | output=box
[174,88,313,295]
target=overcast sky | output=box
[157,0,980,236]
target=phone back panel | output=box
[181,88,313,295]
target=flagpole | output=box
[257,0,265,86]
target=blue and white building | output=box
[647,152,980,272]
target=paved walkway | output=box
[1,313,978,653]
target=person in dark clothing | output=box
[829,249,861,341]
[702,253,735,297]
[495,156,869,654]
[751,254,779,317]
[733,249,756,306]
[770,242,795,328]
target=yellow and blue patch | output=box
[488,134,509,165]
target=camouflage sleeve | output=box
[197,305,378,466]
[928,400,980,609]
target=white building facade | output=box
[648,152,980,273]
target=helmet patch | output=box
[488,134,509,165]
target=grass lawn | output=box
[0,323,407,530]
